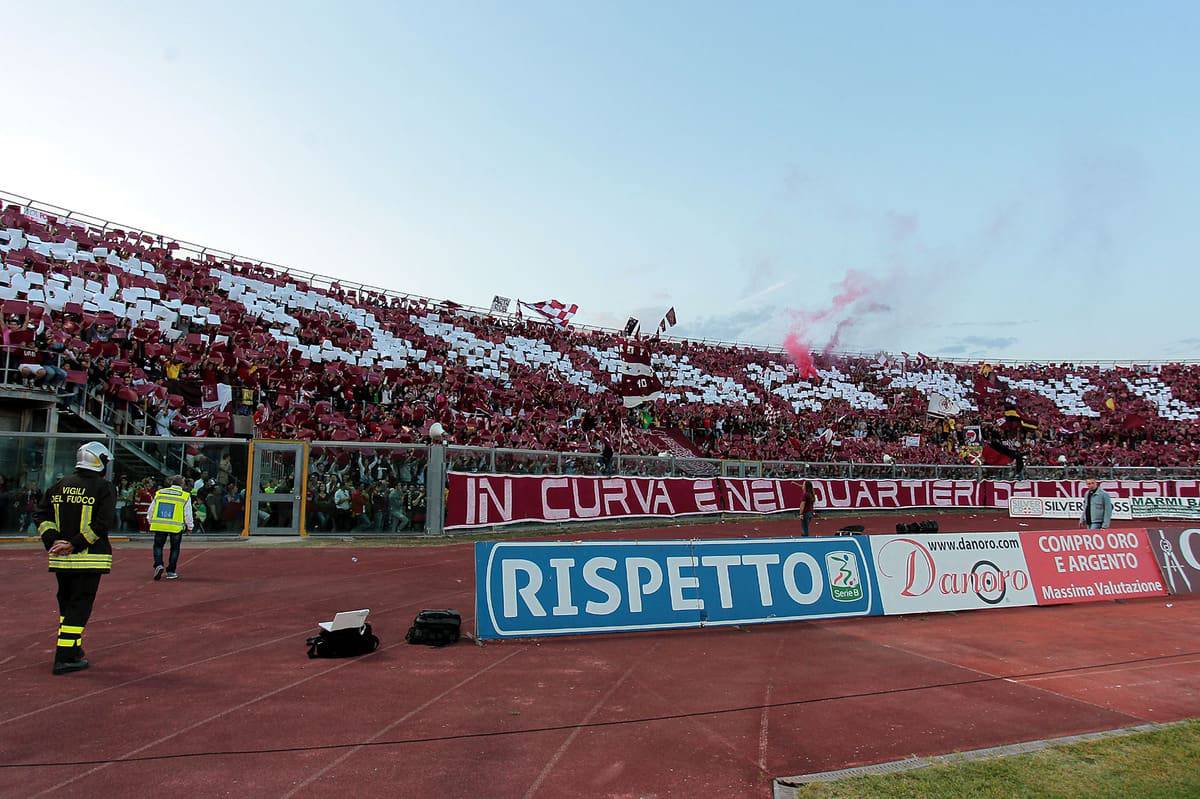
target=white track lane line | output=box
[0,557,460,675]
[281,634,520,798]
[30,633,429,798]
[522,642,662,799]
[1,588,464,727]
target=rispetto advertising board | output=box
[1019,529,1167,605]
[1009,496,1133,520]
[474,537,880,639]
[868,532,1037,614]
[1146,528,1200,595]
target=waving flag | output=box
[519,299,578,328]
[1001,399,1039,432]
[1121,412,1148,432]
[927,391,959,418]
[23,207,49,225]
[656,307,677,336]
[983,439,1019,466]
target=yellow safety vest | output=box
[149,487,189,533]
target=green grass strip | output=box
[791,719,1200,799]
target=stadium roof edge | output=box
[3,187,1196,368]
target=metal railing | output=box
[0,348,71,394]
[443,446,1200,481]
[447,445,724,478]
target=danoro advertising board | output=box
[868,533,1037,614]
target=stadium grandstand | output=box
[1,189,1198,478]
[8,2,1200,796]
[6,4,1200,795]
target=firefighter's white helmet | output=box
[76,441,113,473]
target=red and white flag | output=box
[656,307,677,336]
[253,400,272,427]
[201,383,233,410]
[615,341,663,408]
[926,391,958,418]
[519,299,578,328]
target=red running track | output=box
[1,512,1198,798]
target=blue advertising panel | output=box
[475,537,880,639]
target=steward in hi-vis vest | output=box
[34,441,117,675]
[148,477,193,581]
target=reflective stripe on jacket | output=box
[49,552,114,570]
[35,470,117,574]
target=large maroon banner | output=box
[445,473,1200,529]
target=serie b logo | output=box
[825,551,864,602]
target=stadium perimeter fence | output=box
[2,433,1199,539]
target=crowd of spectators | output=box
[0,443,247,533]
[3,199,1200,470]
[305,448,427,532]
[0,475,43,534]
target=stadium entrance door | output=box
[721,460,763,478]
[248,441,306,535]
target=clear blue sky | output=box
[3,2,1197,360]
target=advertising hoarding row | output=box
[475,527,1183,639]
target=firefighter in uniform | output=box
[35,441,117,675]
[148,476,193,580]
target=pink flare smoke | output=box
[823,316,856,355]
[784,332,817,379]
[806,270,874,325]
[783,269,887,372]
[823,300,890,354]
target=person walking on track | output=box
[149,476,194,580]
[800,480,817,536]
[35,441,117,675]
[1079,477,1114,530]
